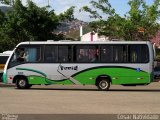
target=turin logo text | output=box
[59,65,78,71]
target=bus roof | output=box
[15,40,152,47]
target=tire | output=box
[27,84,32,89]
[97,78,110,91]
[16,77,30,89]
[154,76,157,79]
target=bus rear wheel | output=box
[97,78,110,91]
[16,77,31,89]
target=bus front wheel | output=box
[97,78,110,91]
[16,77,31,89]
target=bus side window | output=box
[131,51,137,62]
[76,45,97,63]
[89,49,98,62]
[27,48,40,62]
[44,45,58,63]
[128,45,148,63]
[58,46,69,62]
[141,45,149,62]
[113,46,125,63]
[129,46,138,63]
[100,45,113,63]
[77,49,88,62]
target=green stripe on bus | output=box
[73,67,150,84]
[27,76,73,85]
[25,67,150,85]
[16,68,47,77]
[2,72,7,83]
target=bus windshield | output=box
[9,46,41,68]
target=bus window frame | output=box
[8,43,150,68]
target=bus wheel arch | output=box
[96,75,111,91]
[13,75,31,89]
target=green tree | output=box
[0,9,5,26]
[59,6,75,21]
[0,0,13,5]
[126,0,160,40]
[81,0,160,41]
[0,0,75,52]
[81,0,126,39]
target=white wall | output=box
[81,32,109,42]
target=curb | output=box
[0,82,15,87]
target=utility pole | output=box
[47,0,50,8]
[10,0,14,6]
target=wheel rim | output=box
[19,79,26,87]
[99,80,108,89]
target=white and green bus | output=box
[3,40,155,90]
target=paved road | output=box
[0,83,160,114]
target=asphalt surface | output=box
[0,82,160,114]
